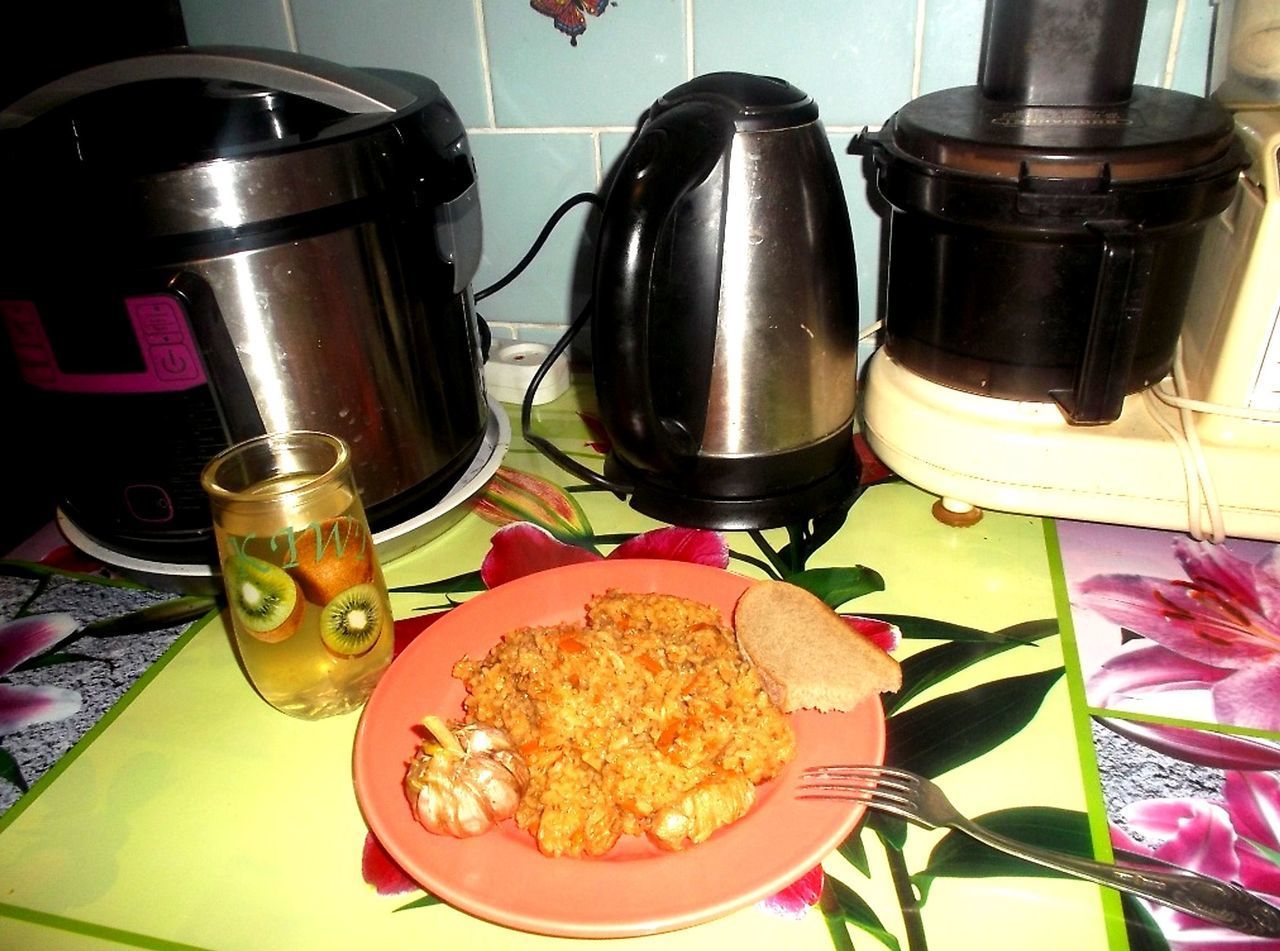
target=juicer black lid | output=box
[884,84,1240,182]
[651,72,819,130]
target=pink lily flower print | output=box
[1112,769,1280,949]
[479,522,730,588]
[759,864,824,920]
[1076,539,1280,731]
[0,613,81,736]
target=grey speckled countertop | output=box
[0,568,203,815]
[1091,719,1221,844]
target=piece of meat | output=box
[648,772,755,850]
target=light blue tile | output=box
[483,0,685,128]
[919,0,986,94]
[1171,0,1215,95]
[1138,0,1215,93]
[694,0,916,127]
[180,0,293,49]
[289,0,489,127]
[468,132,598,327]
[600,131,635,179]
[1138,0,1178,87]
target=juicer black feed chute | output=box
[852,0,1247,425]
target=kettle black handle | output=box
[0,45,416,130]
[592,100,734,474]
[1050,222,1152,424]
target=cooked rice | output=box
[451,590,796,857]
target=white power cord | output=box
[1142,338,1280,543]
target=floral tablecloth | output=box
[0,382,1276,951]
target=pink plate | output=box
[353,559,886,938]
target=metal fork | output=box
[800,765,1280,938]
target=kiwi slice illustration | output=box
[319,582,384,658]
[223,555,303,643]
[288,516,374,605]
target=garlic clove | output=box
[405,716,529,838]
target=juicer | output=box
[857,0,1280,542]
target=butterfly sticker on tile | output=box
[531,0,614,46]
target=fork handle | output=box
[953,817,1280,937]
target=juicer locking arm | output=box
[1050,222,1153,425]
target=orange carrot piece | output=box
[558,634,587,653]
[657,722,680,750]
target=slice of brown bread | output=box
[733,580,902,713]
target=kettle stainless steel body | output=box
[590,73,860,528]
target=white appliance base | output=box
[861,350,1280,542]
[58,396,511,592]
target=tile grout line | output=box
[279,0,299,52]
[686,0,696,79]
[464,125,637,135]
[911,0,927,99]
[475,0,498,128]
[1165,0,1188,88]
[464,124,880,136]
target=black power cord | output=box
[473,188,627,493]
[473,191,602,302]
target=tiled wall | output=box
[181,0,1216,356]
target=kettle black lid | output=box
[651,72,819,129]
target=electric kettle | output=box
[585,73,860,529]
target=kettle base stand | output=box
[861,349,1280,542]
[602,455,860,532]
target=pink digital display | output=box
[0,295,208,394]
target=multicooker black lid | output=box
[0,46,471,239]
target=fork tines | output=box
[802,765,914,779]
[796,764,916,805]
[800,765,917,788]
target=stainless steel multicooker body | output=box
[0,47,488,565]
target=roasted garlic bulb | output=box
[404,716,529,837]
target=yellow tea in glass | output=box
[200,432,393,719]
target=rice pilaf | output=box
[451,590,796,857]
